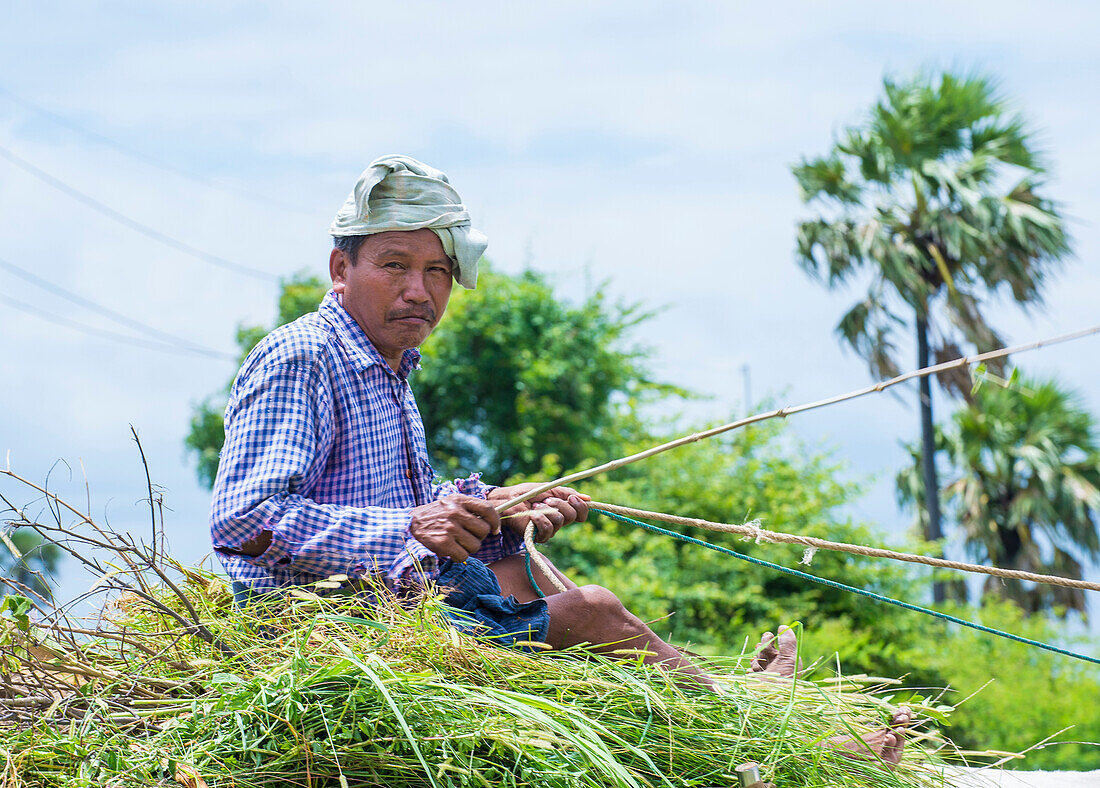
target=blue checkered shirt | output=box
[210,291,524,592]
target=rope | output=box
[523,523,570,594]
[590,501,1100,593]
[521,508,1100,667]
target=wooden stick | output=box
[494,323,1100,513]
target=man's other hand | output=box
[409,495,501,563]
[488,483,590,543]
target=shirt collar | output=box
[318,291,422,379]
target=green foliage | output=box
[898,374,1100,614]
[2,572,952,788]
[922,601,1100,771]
[416,265,675,481]
[811,600,1100,771]
[542,416,1100,769]
[0,593,33,633]
[0,528,60,603]
[793,70,1069,394]
[794,68,1072,570]
[545,418,937,679]
[184,271,328,488]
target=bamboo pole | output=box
[494,323,1100,514]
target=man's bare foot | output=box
[828,706,911,767]
[749,625,800,678]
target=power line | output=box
[0,83,312,216]
[0,142,279,283]
[0,256,236,360]
[0,293,235,361]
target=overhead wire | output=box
[0,82,312,215]
[0,293,236,361]
[0,256,236,360]
[0,142,279,283]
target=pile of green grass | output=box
[2,567,962,788]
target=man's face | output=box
[329,228,454,368]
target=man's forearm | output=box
[212,490,434,582]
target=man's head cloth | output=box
[329,154,487,289]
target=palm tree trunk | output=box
[916,316,946,604]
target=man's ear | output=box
[329,247,348,294]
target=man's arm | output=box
[210,358,438,582]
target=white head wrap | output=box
[329,154,487,289]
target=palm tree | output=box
[792,71,1070,601]
[898,376,1100,615]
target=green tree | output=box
[792,71,1070,601]
[898,375,1100,614]
[911,599,1100,770]
[416,266,673,481]
[185,272,329,487]
[1,529,61,604]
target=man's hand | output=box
[487,483,590,544]
[409,495,501,563]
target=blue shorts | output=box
[437,557,551,650]
[230,557,551,651]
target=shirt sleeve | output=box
[432,472,496,501]
[209,359,437,583]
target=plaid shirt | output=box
[210,291,523,592]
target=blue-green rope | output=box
[524,506,1100,667]
[524,542,545,600]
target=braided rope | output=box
[523,522,569,594]
[589,507,1100,667]
[518,507,1100,666]
[590,501,1100,593]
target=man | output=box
[209,155,908,763]
[210,154,720,678]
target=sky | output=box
[1,1,1099,616]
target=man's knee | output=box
[546,584,652,649]
[573,584,639,628]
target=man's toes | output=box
[764,625,800,678]
[775,625,797,653]
[890,706,913,729]
[880,731,904,765]
[826,708,913,768]
[750,632,778,673]
[880,706,911,764]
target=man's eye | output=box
[429,266,452,275]
[384,261,404,270]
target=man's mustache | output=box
[389,308,436,322]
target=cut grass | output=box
[3,569,965,788]
[0,465,971,787]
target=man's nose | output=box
[401,272,431,303]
